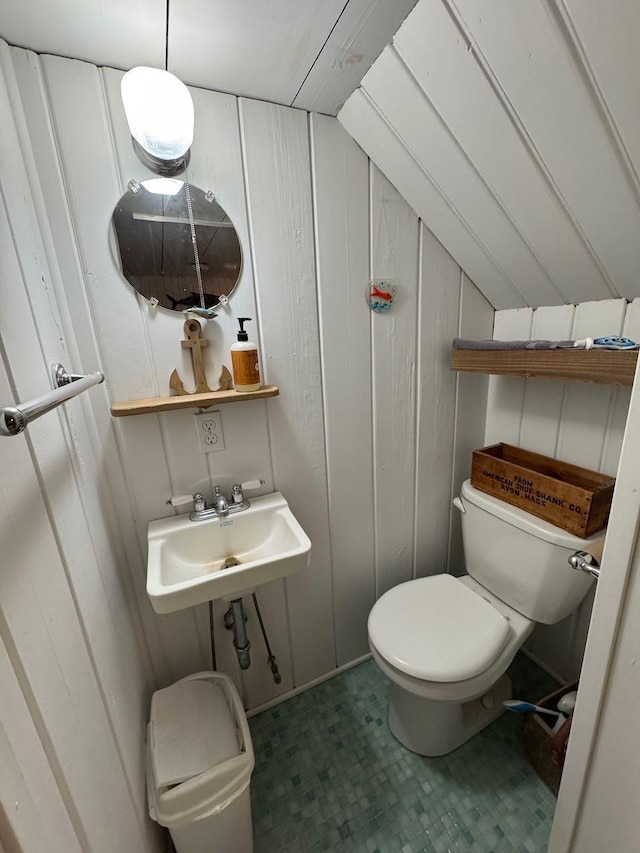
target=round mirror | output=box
[111,178,242,312]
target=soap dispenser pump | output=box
[230,317,261,392]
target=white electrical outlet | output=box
[194,410,225,453]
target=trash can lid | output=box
[147,671,255,829]
[150,678,240,788]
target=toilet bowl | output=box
[368,479,597,756]
[369,575,533,755]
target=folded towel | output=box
[452,338,575,351]
[453,337,639,351]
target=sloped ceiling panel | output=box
[0,0,418,115]
[339,0,640,309]
[168,0,350,104]
[169,0,418,113]
[0,0,166,70]
[291,0,418,114]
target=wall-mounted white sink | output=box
[147,492,311,614]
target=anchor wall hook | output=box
[169,319,234,399]
[169,319,214,396]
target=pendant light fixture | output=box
[120,7,208,311]
[121,66,194,177]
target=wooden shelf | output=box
[111,385,279,417]
[451,348,637,386]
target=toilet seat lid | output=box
[368,575,511,683]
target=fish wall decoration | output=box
[367,280,397,313]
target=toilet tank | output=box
[457,479,598,624]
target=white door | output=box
[549,359,640,851]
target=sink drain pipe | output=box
[223,594,282,683]
[229,599,251,669]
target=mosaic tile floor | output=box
[250,654,558,853]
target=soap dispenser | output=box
[231,317,261,392]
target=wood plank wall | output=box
[339,0,640,311]
[486,298,640,680]
[0,42,162,853]
[8,44,494,718]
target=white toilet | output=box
[368,479,597,756]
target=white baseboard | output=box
[246,652,373,718]
[520,646,568,686]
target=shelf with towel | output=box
[451,348,638,386]
[110,385,279,417]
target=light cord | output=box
[184,170,205,309]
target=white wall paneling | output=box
[1,51,154,806]
[32,53,294,708]
[36,53,211,686]
[447,273,494,577]
[240,99,336,684]
[484,308,534,446]
[0,411,144,851]
[362,48,565,309]
[340,0,640,309]
[484,299,635,681]
[8,43,492,722]
[0,42,161,851]
[518,305,576,456]
[555,300,626,473]
[413,226,460,579]
[101,65,290,706]
[311,113,374,665]
[0,518,82,853]
[370,166,419,596]
[0,532,82,853]
[9,46,169,690]
[339,89,525,311]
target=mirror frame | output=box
[110,178,243,313]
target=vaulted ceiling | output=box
[339,0,640,309]
[2,0,638,311]
[0,0,417,115]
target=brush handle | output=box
[504,700,562,718]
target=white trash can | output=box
[147,671,255,853]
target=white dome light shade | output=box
[141,178,184,196]
[121,67,194,162]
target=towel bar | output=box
[0,363,104,437]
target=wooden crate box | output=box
[471,443,614,537]
[523,682,579,795]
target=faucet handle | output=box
[166,493,206,512]
[166,494,195,507]
[240,479,265,490]
[231,479,265,505]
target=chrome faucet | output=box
[213,486,230,518]
[167,479,265,522]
